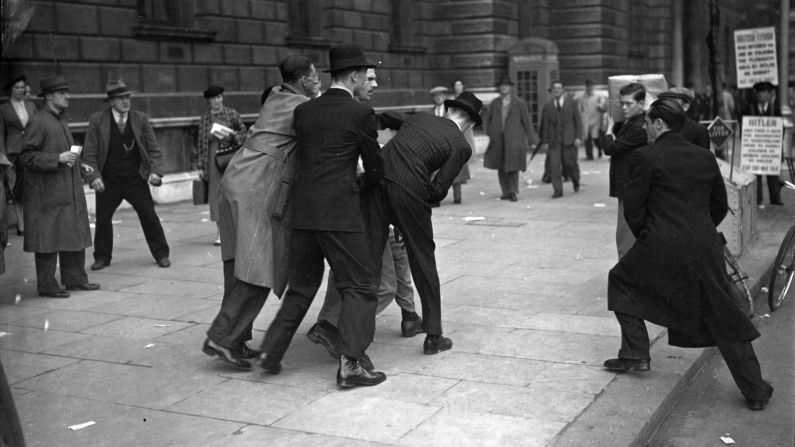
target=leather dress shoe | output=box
[202,339,251,370]
[551,192,563,199]
[401,318,424,338]
[238,342,262,359]
[771,200,784,206]
[156,257,171,268]
[423,335,453,355]
[360,353,375,372]
[91,259,110,270]
[747,382,774,411]
[603,358,650,372]
[16,229,24,237]
[499,194,511,200]
[306,322,341,360]
[39,290,70,298]
[509,194,518,202]
[257,354,282,375]
[574,183,580,193]
[337,355,386,388]
[65,283,101,291]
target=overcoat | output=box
[0,99,38,156]
[19,107,92,253]
[608,131,759,347]
[0,154,9,274]
[679,117,710,149]
[452,126,474,184]
[483,95,538,172]
[82,108,164,182]
[600,113,647,199]
[218,84,308,296]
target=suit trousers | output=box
[261,229,376,361]
[94,173,169,263]
[614,309,770,401]
[616,200,636,258]
[35,250,88,293]
[497,169,519,196]
[549,144,580,195]
[207,259,270,350]
[584,134,602,159]
[756,175,781,204]
[318,232,416,328]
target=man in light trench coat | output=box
[201,55,321,370]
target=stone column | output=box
[671,0,684,86]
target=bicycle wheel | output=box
[768,225,795,311]
[724,245,753,316]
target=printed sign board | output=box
[708,117,734,147]
[734,27,778,89]
[740,116,784,175]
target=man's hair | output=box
[551,80,563,88]
[647,98,685,132]
[279,55,314,83]
[331,66,367,82]
[619,83,646,102]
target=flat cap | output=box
[657,87,695,103]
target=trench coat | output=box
[483,95,538,172]
[218,84,309,296]
[0,154,9,273]
[607,132,759,347]
[19,107,92,254]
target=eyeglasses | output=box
[303,72,319,81]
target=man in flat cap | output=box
[741,81,783,205]
[259,43,386,388]
[82,80,171,270]
[429,86,448,117]
[19,75,99,298]
[657,87,710,149]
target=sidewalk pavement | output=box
[0,154,789,447]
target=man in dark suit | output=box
[365,91,482,355]
[741,81,783,205]
[657,87,710,149]
[82,80,170,270]
[604,98,773,411]
[259,44,386,388]
[600,82,648,259]
[538,80,582,198]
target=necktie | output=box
[118,113,126,129]
[556,99,562,111]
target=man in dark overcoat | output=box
[538,80,582,198]
[600,82,648,259]
[19,75,99,298]
[605,99,773,411]
[656,87,710,149]
[82,80,170,270]
[200,55,320,370]
[483,75,538,201]
[258,44,386,388]
[740,81,783,205]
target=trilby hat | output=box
[105,79,136,99]
[753,81,776,92]
[496,74,514,86]
[444,91,483,127]
[324,44,376,73]
[38,74,71,97]
[203,84,225,99]
[657,87,695,103]
[429,86,448,95]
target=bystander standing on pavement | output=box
[601,82,647,259]
[450,79,474,204]
[82,80,170,271]
[18,75,99,298]
[578,79,605,160]
[483,75,538,202]
[741,81,784,206]
[538,80,582,198]
[604,98,773,412]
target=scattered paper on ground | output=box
[68,421,96,431]
[526,185,539,189]
[145,343,156,348]
[44,320,49,331]
[462,216,486,222]
[15,294,21,304]
[479,191,486,196]
[720,435,735,444]
[0,332,10,338]
[594,203,607,208]
[153,324,172,328]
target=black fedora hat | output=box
[324,44,376,73]
[105,79,136,99]
[496,74,514,86]
[38,74,71,97]
[444,91,483,127]
[4,74,26,91]
[753,81,776,92]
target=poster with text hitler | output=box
[734,27,778,89]
[740,116,784,175]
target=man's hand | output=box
[574,138,582,147]
[606,115,616,136]
[91,178,105,193]
[198,170,206,181]
[81,164,94,175]
[58,151,78,165]
[148,173,163,186]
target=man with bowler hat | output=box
[19,75,99,298]
[483,75,538,201]
[656,87,710,149]
[259,43,386,388]
[82,80,170,270]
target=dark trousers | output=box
[549,144,580,195]
[756,175,781,204]
[94,174,169,262]
[35,250,88,293]
[584,134,602,159]
[615,311,771,401]
[497,169,518,197]
[261,229,376,361]
[207,259,270,350]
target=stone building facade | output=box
[0,0,786,174]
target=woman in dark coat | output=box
[196,85,247,245]
[604,99,773,411]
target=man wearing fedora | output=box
[483,75,538,201]
[538,80,582,198]
[656,87,710,149]
[82,80,170,270]
[741,81,783,206]
[365,91,483,355]
[258,43,387,388]
[19,75,99,298]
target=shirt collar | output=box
[111,108,126,122]
[329,84,354,98]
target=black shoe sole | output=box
[337,374,387,388]
[202,342,251,370]
[603,361,650,372]
[423,342,452,355]
[306,331,340,360]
